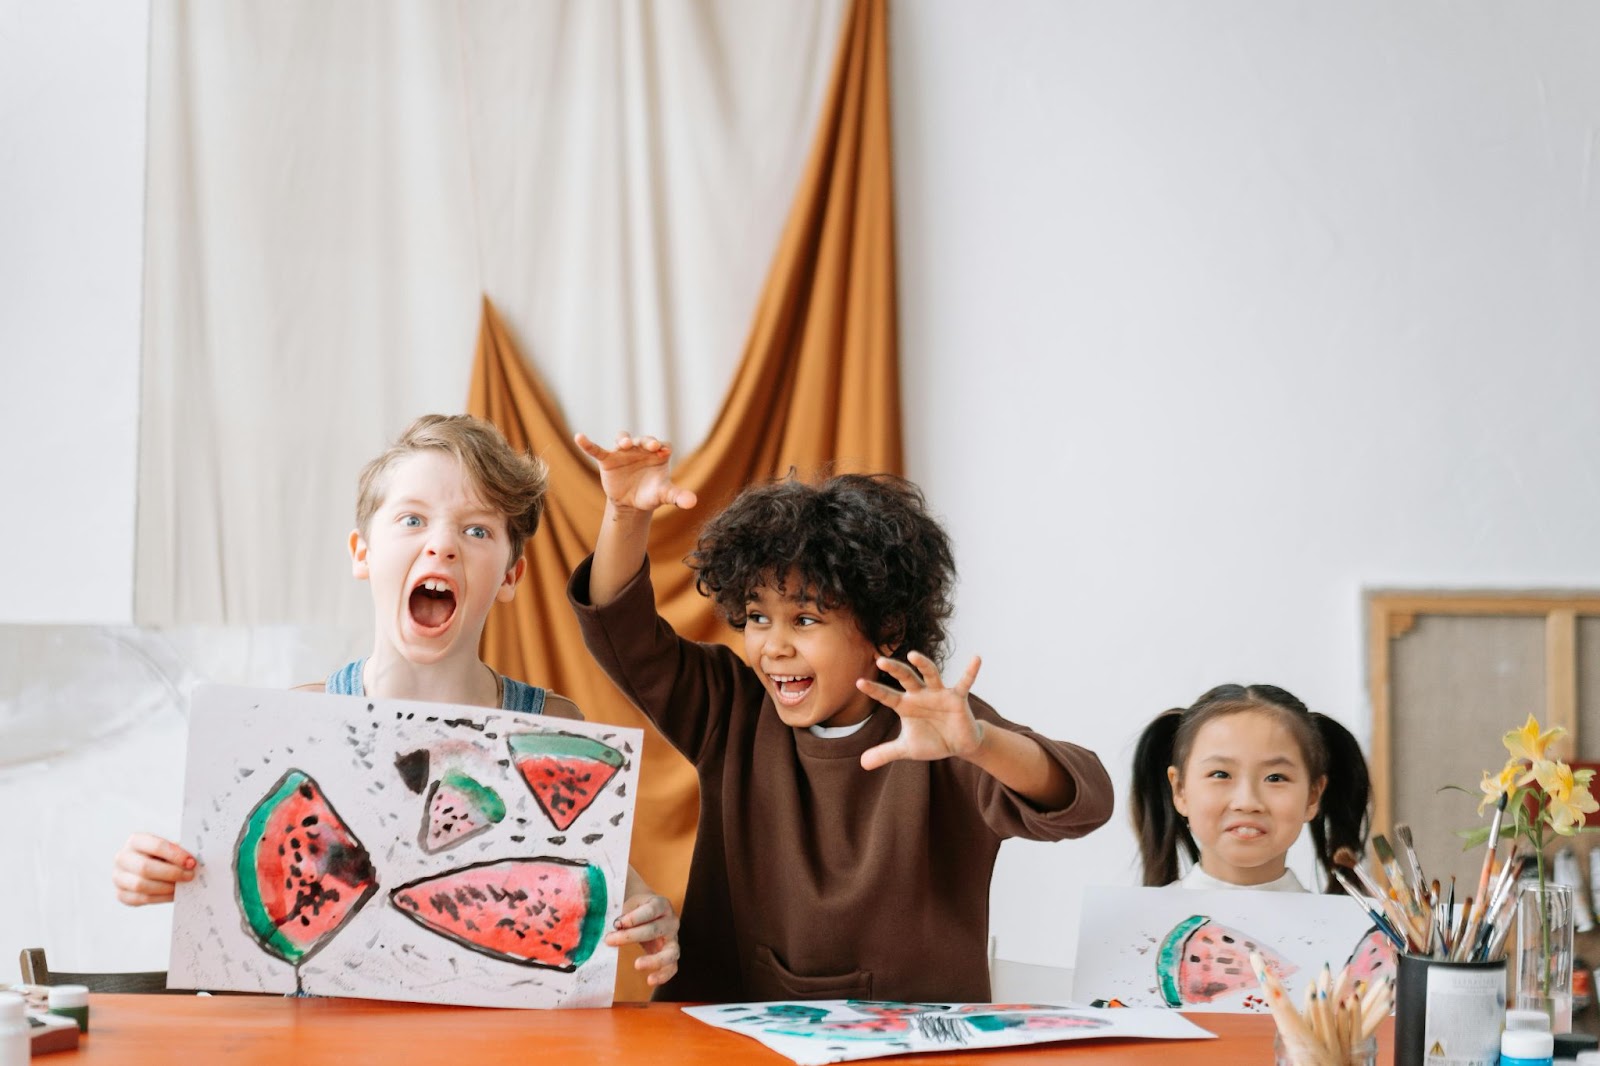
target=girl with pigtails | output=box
[1129,684,1372,892]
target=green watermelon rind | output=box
[234,768,375,968]
[388,857,610,972]
[1156,914,1209,1008]
[506,731,626,768]
[439,770,507,824]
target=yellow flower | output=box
[1479,759,1529,813]
[1534,760,1600,834]
[1504,714,1565,763]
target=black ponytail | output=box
[1130,708,1198,886]
[1308,712,1371,894]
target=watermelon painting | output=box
[966,1013,1110,1034]
[1344,925,1398,988]
[419,770,506,854]
[507,731,624,831]
[1156,914,1297,1007]
[233,769,378,985]
[390,856,609,972]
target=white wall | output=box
[0,0,148,624]
[893,0,1600,970]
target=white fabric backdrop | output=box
[137,0,846,626]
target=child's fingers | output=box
[903,651,942,689]
[856,678,902,709]
[667,485,698,510]
[860,738,908,772]
[606,895,679,947]
[125,832,196,870]
[871,658,922,692]
[112,869,179,905]
[573,432,612,462]
[953,655,982,696]
[606,916,677,946]
[635,940,681,972]
[613,893,670,929]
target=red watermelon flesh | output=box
[235,769,377,967]
[1156,914,1298,1006]
[507,732,624,832]
[1345,925,1397,987]
[390,857,608,972]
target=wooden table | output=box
[55,996,1395,1064]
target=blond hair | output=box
[356,414,549,566]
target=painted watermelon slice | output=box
[1345,925,1398,987]
[389,856,608,971]
[966,1013,1110,1033]
[419,770,506,854]
[507,732,624,832]
[1156,914,1297,1006]
[234,769,378,970]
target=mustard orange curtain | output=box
[468,0,898,1000]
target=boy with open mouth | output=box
[113,415,681,989]
[570,430,1114,1003]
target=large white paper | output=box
[1072,885,1396,1013]
[170,684,640,1008]
[684,1000,1214,1065]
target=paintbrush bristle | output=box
[1333,846,1361,869]
[1395,824,1415,849]
[1372,835,1397,865]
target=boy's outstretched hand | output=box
[604,892,682,988]
[575,432,697,515]
[857,652,985,770]
[112,833,196,906]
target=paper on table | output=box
[683,1000,1214,1065]
[1072,885,1392,1013]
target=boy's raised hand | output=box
[112,832,196,906]
[575,432,697,514]
[604,892,682,987]
[857,652,985,771]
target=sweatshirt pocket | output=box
[750,944,873,1000]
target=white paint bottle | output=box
[0,992,29,1066]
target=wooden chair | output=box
[18,948,174,994]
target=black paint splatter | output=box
[395,750,430,794]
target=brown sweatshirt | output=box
[569,556,1114,1003]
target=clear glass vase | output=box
[1515,880,1576,1033]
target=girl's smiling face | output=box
[1167,710,1325,887]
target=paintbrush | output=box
[1440,877,1452,947]
[1334,847,1419,951]
[1459,793,1509,955]
[1329,866,1408,951]
[1444,877,1457,955]
[1474,852,1528,961]
[1467,849,1524,961]
[1373,835,1430,932]
[1394,824,1429,902]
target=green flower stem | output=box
[1534,814,1550,1001]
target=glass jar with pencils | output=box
[1515,880,1576,1033]
[1272,1030,1377,1066]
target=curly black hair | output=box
[688,473,957,666]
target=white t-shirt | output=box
[808,716,873,739]
[1178,865,1308,893]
